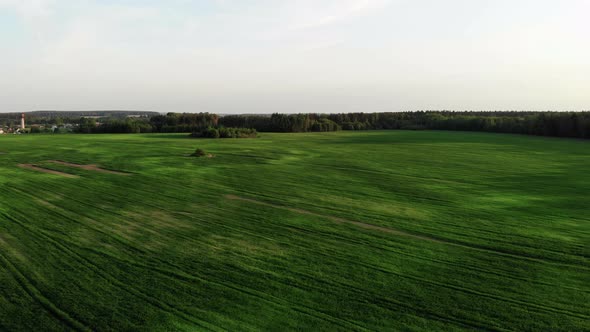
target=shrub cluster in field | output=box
[191,148,207,157]
[190,127,258,139]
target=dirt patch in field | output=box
[47,160,131,175]
[18,164,79,178]
[122,210,193,233]
[186,153,215,158]
[224,194,441,243]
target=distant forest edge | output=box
[1,111,590,139]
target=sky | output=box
[0,0,589,113]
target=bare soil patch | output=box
[35,198,58,209]
[224,194,441,243]
[18,164,79,178]
[48,160,131,175]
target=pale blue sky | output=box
[0,0,588,113]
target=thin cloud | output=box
[0,0,55,20]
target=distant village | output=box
[0,113,76,134]
[0,111,156,134]
[0,113,26,134]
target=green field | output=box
[0,131,588,331]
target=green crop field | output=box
[0,131,588,331]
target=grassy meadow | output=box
[0,131,588,331]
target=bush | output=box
[205,127,220,138]
[191,148,207,157]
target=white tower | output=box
[21,113,25,130]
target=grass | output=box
[0,130,588,331]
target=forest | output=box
[222,111,590,139]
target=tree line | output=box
[326,111,590,138]
[219,111,590,139]
[68,111,590,139]
[14,111,590,139]
[220,114,341,132]
[75,113,219,134]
